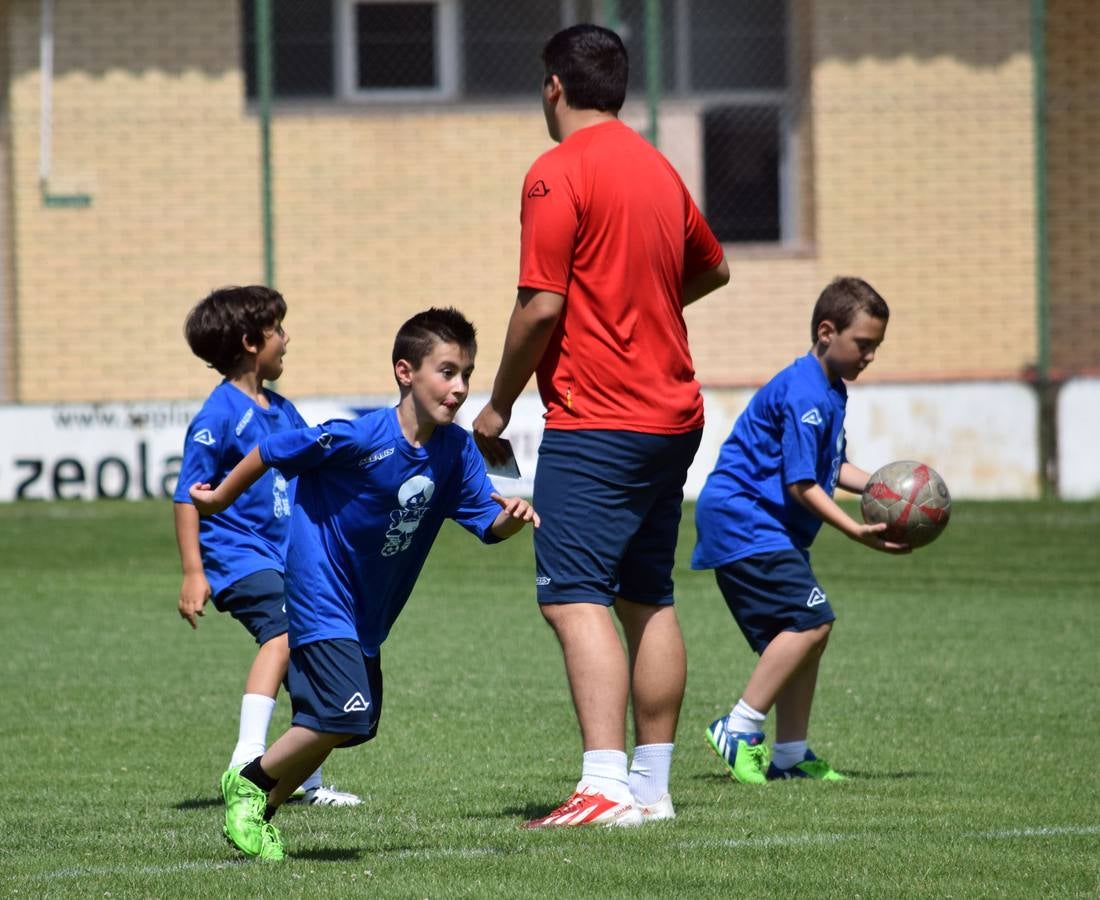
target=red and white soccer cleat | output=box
[637,793,676,822]
[522,786,643,829]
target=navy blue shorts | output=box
[287,639,383,748]
[214,569,288,646]
[533,428,702,606]
[714,549,836,654]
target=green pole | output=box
[255,0,275,288]
[602,0,620,31]
[644,0,661,145]
[1031,0,1053,497]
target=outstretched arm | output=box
[837,462,872,494]
[189,446,269,516]
[473,289,564,466]
[489,492,540,540]
[788,480,910,554]
[173,501,211,628]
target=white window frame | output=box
[336,0,460,102]
[687,0,800,246]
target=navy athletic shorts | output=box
[714,549,836,654]
[286,639,383,747]
[214,568,288,646]
[532,428,702,606]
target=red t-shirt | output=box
[518,119,724,433]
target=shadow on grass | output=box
[174,796,222,810]
[287,846,364,862]
[690,770,924,783]
[501,802,560,821]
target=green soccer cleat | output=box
[705,716,770,785]
[220,764,268,857]
[258,822,286,862]
[766,749,847,781]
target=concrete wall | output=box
[0,379,1064,502]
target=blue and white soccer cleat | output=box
[705,716,769,785]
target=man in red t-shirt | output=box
[473,23,729,828]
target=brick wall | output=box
[2,0,1045,402]
[1046,0,1100,376]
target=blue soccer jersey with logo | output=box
[173,381,308,596]
[693,353,848,569]
[259,407,501,656]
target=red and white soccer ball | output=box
[860,460,951,548]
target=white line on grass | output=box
[11,859,251,882]
[671,823,1100,851]
[14,824,1099,882]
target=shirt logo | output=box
[801,408,823,426]
[381,475,435,557]
[527,179,550,198]
[360,446,395,466]
[316,432,333,449]
[193,428,216,446]
[807,587,827,607]
[272,472,290,519]
[343,692,370,713]
[234,408,254,436]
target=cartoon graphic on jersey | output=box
[272,471,291,518]
[381,475,436,557]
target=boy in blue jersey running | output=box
[693,277,909,785]
[173,286,360,808]
[189,307,539,861]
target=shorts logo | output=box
[343,692,370,713]
[801,408,823,426]
[193,428,216,446]
[807,587,827,607]
[535,576,551,586]
[316,432,333,449]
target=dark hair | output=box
[811,277,889,342]
[392,307,478,370]
[542,24,627,113]
[184,285,286,375]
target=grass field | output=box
[1,499,1098,897]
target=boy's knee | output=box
[811,621,832,650]
[259,632,290,652]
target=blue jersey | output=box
[173,381,308,596]
[693,353,848,568]
[259,407,502,656]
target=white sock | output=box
[725,698,767,736]
[579,750,632,804]
[628,743,674,805]
[228,693,276,768]
[771,739,809,770]
[300,767,324,792]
